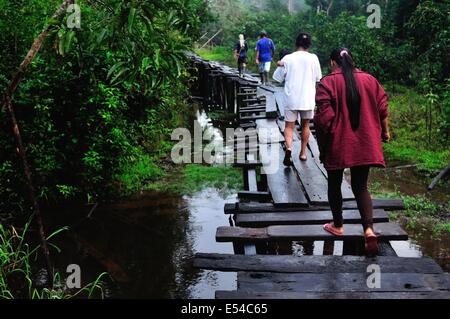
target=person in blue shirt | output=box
[234,34,249,77]
[255,30,276,85]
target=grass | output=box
[383,85,449,173]
[115,153,166,195]
[0,219,108,299]
[195,46,259,73]
[146,164,243,197]
[369,183,450,236]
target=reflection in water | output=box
[52,188,236,298]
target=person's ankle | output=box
[365,228,375,237]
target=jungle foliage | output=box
[0,0,211,216]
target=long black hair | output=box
[330,48,361,130]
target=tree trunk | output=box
[0,0,74,287]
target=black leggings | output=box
[327,166,373,232]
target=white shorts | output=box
[258,62,271,73]
[285,110,314,122]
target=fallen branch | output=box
[428,164,450,191]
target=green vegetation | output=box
[392,195,449,236]
[0,221,108,298]
[202,0,449,174]
[146,164,243,197]
[383,85,450,172]
[0,0,210,216]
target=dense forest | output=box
[200,0,449,170]
[0,0,210,215]
[0,0,448,299]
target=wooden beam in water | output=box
[194,254,444,274]
[216,290,450,299]
[236,272,450,293]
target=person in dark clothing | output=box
[314,47,391,256]
[234,34,249,77]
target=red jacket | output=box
[314,68,388,171]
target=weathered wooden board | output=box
[215,290,450,299]
[236,272,450,293]
[256,88,277,114]
[224,199,405,214]
[273,90,286,110]
[259,143,308,206]
[194,254,444,274]
[291,140,330,204]
[216,223,408,242]
[238,191,271,201]
[235,209,389,227]
[267,223,408,241]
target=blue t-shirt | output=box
[256,38,276,63]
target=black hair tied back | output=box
[330,48,361,130]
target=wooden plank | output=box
[237,272,450,293]
[239,107,266,113]
[274,91,287,116]
[216,227,269,242]
[216,223,408,242]
[291,140,330,204]
[216,290,450,299]
[194,254,444,274]
[224,198,405,214]
[235,209,389,227]
[233,161,263,168]
[307,133,327,176]
[267,223,408,241]
[256,88,277,114]
[259,143,308,206]
[238,191,271,201]
[240,114,276,121]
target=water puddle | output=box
[51,188,237,298]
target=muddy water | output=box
[52,189,236,298]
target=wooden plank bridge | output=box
[186,53,450,299]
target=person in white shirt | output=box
[276,33,322,166]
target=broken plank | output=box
[193,254,444,274]
[235,209,389,227]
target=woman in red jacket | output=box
[314,48,390,255]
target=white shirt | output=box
[278,51,322,111]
